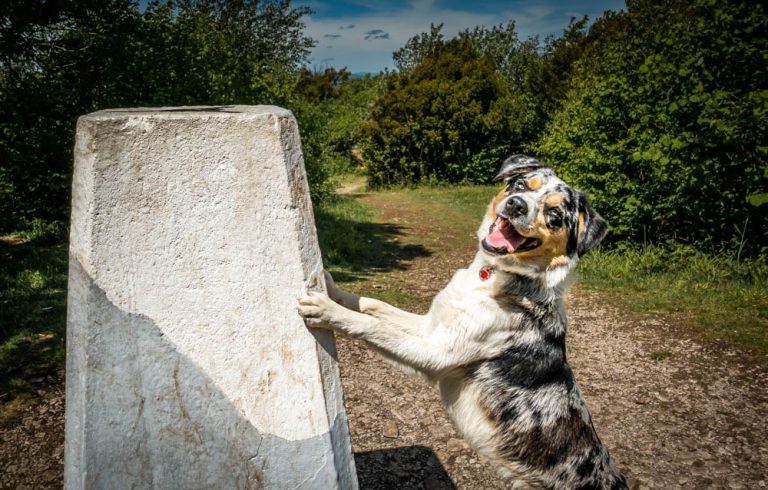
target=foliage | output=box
[295,73,384,195]
[297,66,351,103]
[323,76,384,149]
[536,0,768,252]
[392,23,444,73]
[362,39,516,186]
[0,237,68,397]
[457,22,543,147]
[375,19,600,188]
[521,17,591,138]
[0,0,318,231]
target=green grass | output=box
[395,184,498,232]
[648,350,672,361]
[578,244,768,356]
[315,194,431,282]
[0,221,68,404]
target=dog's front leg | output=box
[298,290,378,337]
[323,271,424,334]
[299,291,460,375]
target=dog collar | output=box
[479,266,495,281]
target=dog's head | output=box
[478,154,608,283]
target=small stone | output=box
[447,438,466,453]
[41,469,59,482]
[382,420,398,439]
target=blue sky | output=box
[298,0,626,73]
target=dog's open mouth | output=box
[482,215,541,254]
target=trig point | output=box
[65,106,357,489]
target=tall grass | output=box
[578,244,768,356]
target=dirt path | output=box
[336,189,768,489]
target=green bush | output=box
[0,0,319,232]
[293,73,384,200]
[536,0,768,253]
[361,39,517,186]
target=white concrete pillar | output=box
[65,106,357,489]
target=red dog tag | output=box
[479,267,494,281]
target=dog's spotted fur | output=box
[299,155,627,489]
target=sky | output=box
[298,0,626,73]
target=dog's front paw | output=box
[297,291,338,330]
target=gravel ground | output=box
[1,188,766,489]
[337,292,768,489]
[0,381,65,489]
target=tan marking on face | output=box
[578,211,585,238]
[548,255,570,268]
[486,188,507,221]
[527,176,543,191]
[508,207,570,270]
[544,193,564,207]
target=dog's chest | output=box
[431,269,507,321]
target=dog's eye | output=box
[511,180,527,192]
[546,209,563,228]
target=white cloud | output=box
[303,0,623,73]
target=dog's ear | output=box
[575,191,608,257]
[494,154,546,182]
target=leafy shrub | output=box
[361,39,517,186]
[0,0,318,232]
[537,0,768,253]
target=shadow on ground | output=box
[355,446,457,490]
[0,238,67,397]
[315,202,430,282]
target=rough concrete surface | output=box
[66,106,356,489]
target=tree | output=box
[392,23,444,73]
[536,0,768,251]
[297,67,351,103]
[0,0,317,230]
[524,16,590,131]
[362,39,515,186]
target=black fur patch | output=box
[470,271,627,488]
[575,191,609,257]
[494,154,547,181]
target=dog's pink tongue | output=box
[487,217,526,252]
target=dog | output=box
[298,154,628,489]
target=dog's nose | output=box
[506,196,528,218]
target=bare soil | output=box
[1,187,766,489]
